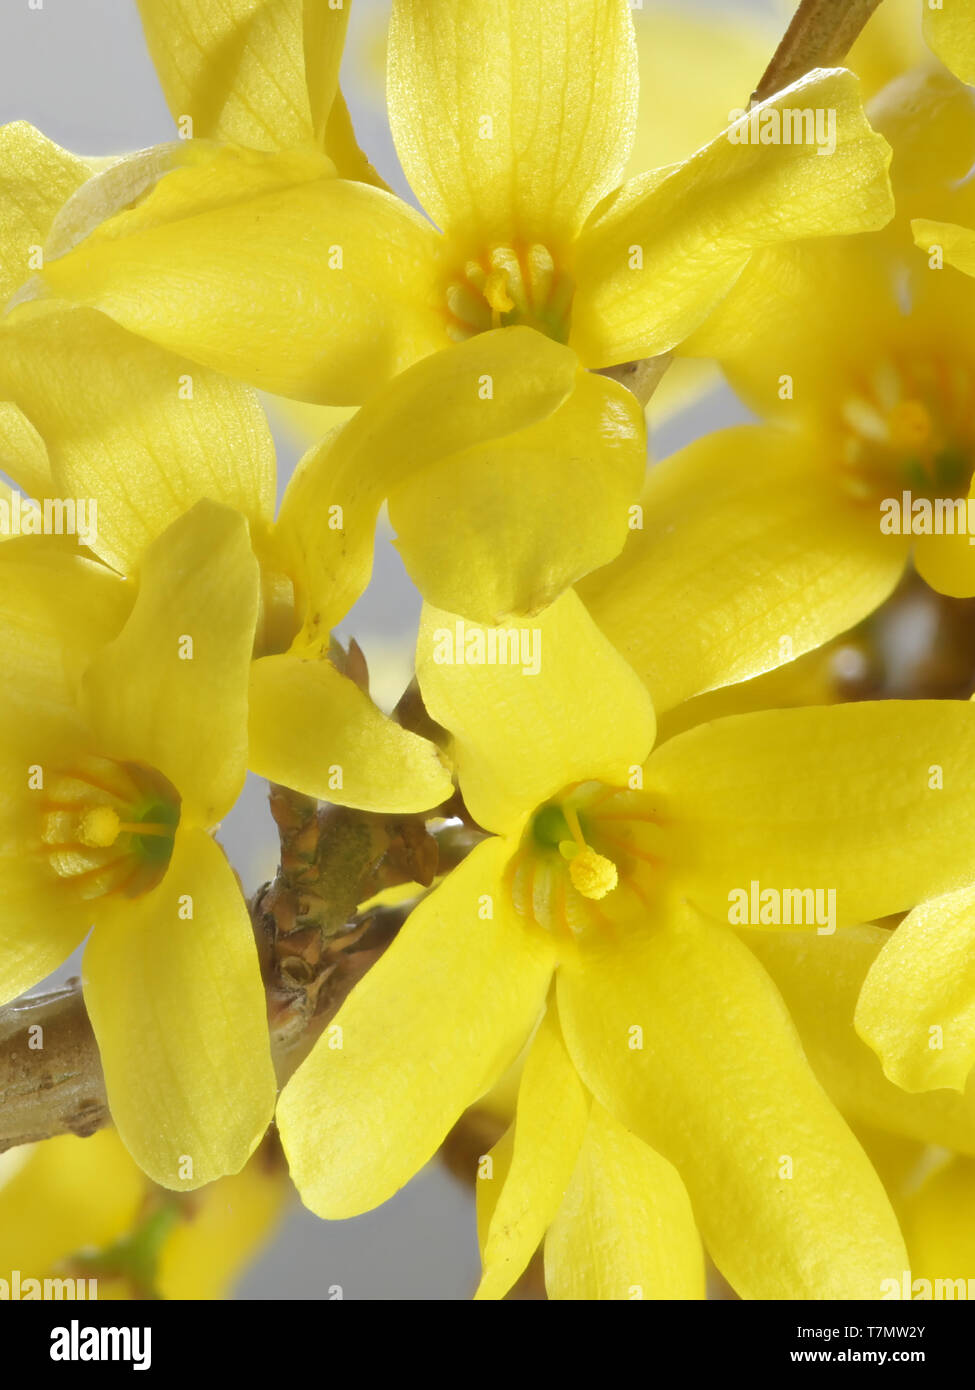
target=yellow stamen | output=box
[484,267,515,320]
[566,846,618,900]
[76,805,121,849]
[559,806,618,900]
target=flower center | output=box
[836,357,975,502]
[506,781,663,939]
[444,243,574,344]
[37,756,181,900]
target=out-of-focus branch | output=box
[752,0,884,105]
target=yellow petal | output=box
[857,885,975,1093]
[0,122,89,304]
[557,901,907,1298]
[913,216,975,278]
[0,1131,144,1274]
[248,653,451,812]
[744,924,975,1155]
[846,0,926,97]
[276,327,578,640]
[580,425,906,714]
[0,850,92,1007]
[0,306,275,575]
[0,541,131,718]
[0,399,52,499]
[924,0,975,84]
[387,0,637,245]
[476,1004,589,1301]
[914,523,975,599]
[544,1103,705,1301]
[572,69,894,368]
[277,837,555,1218]
[83,827,275,1189]
[156,1156,289,1299]
[389,369,645,624]
[649,700,975,928]
[900,1155,975,1286]
[136,0,350,151]
[627,5,775,174]
[40,145,444,404]
[417,589,655,836]
[82,501,259,826]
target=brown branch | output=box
[0,984,108,1151]
[752,0,884,106]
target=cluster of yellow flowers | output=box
[4,0,975,1301]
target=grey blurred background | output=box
[0,0,797,1298]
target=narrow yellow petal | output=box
[389,369,645,624]
[476,1004,589,1301]
[558,901,908,1298]
[248,653,452,813]
[572,69,894,367]
[137,0,350,151]
[277,837,555,1218]
[544,1104,705,1301]
[83,827,275,1189]
[0,306,275,575]
[0,121,89,303]
[156,1156,289,1299]
[388,0,637,245]
[0,1131,144,1273]
[745,925,975,1155]
[0,542,131,719]
[857,885,975,1093]
[417,589,655,836]
[0,399,52,500]
[82,501,259,827]
[580,425,906,714]
[0,851,92,1007]
[649,700,975,928]
[924,0,975,84]
[40,146,444,404]
[276,328,578,640]
[913,217,975,278]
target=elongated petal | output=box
[648,700,975,928]
[627,6,773,173]
[558,902,907,1298]
[389,370,644,624]
[572,69,894,367]
[83,827,275,1189]
[0,122,89,303]
[277,837,554,1218]
[544,1103,705,1301]
[417,589,655,835]
[476,1004,589,1301]
[0,1131,144,1273]
[156,1154,289,1299]
[39,146,444,404]
[0,541,131,719]
[899,1155,975,1285]
[745,925,975,1156]
[580,425,905,713]
[857,885,975,1093]
[82,501,259,826]
[388,0,637,245]
[276,328,578,639]
[924,0,975,84]
[914,522,975,599]
[248,653,451,812]
[0,306,275,575]
[137,0,350,151]
[0,851,92,1006]
[0,400,52,499]
[913,217,975,278]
